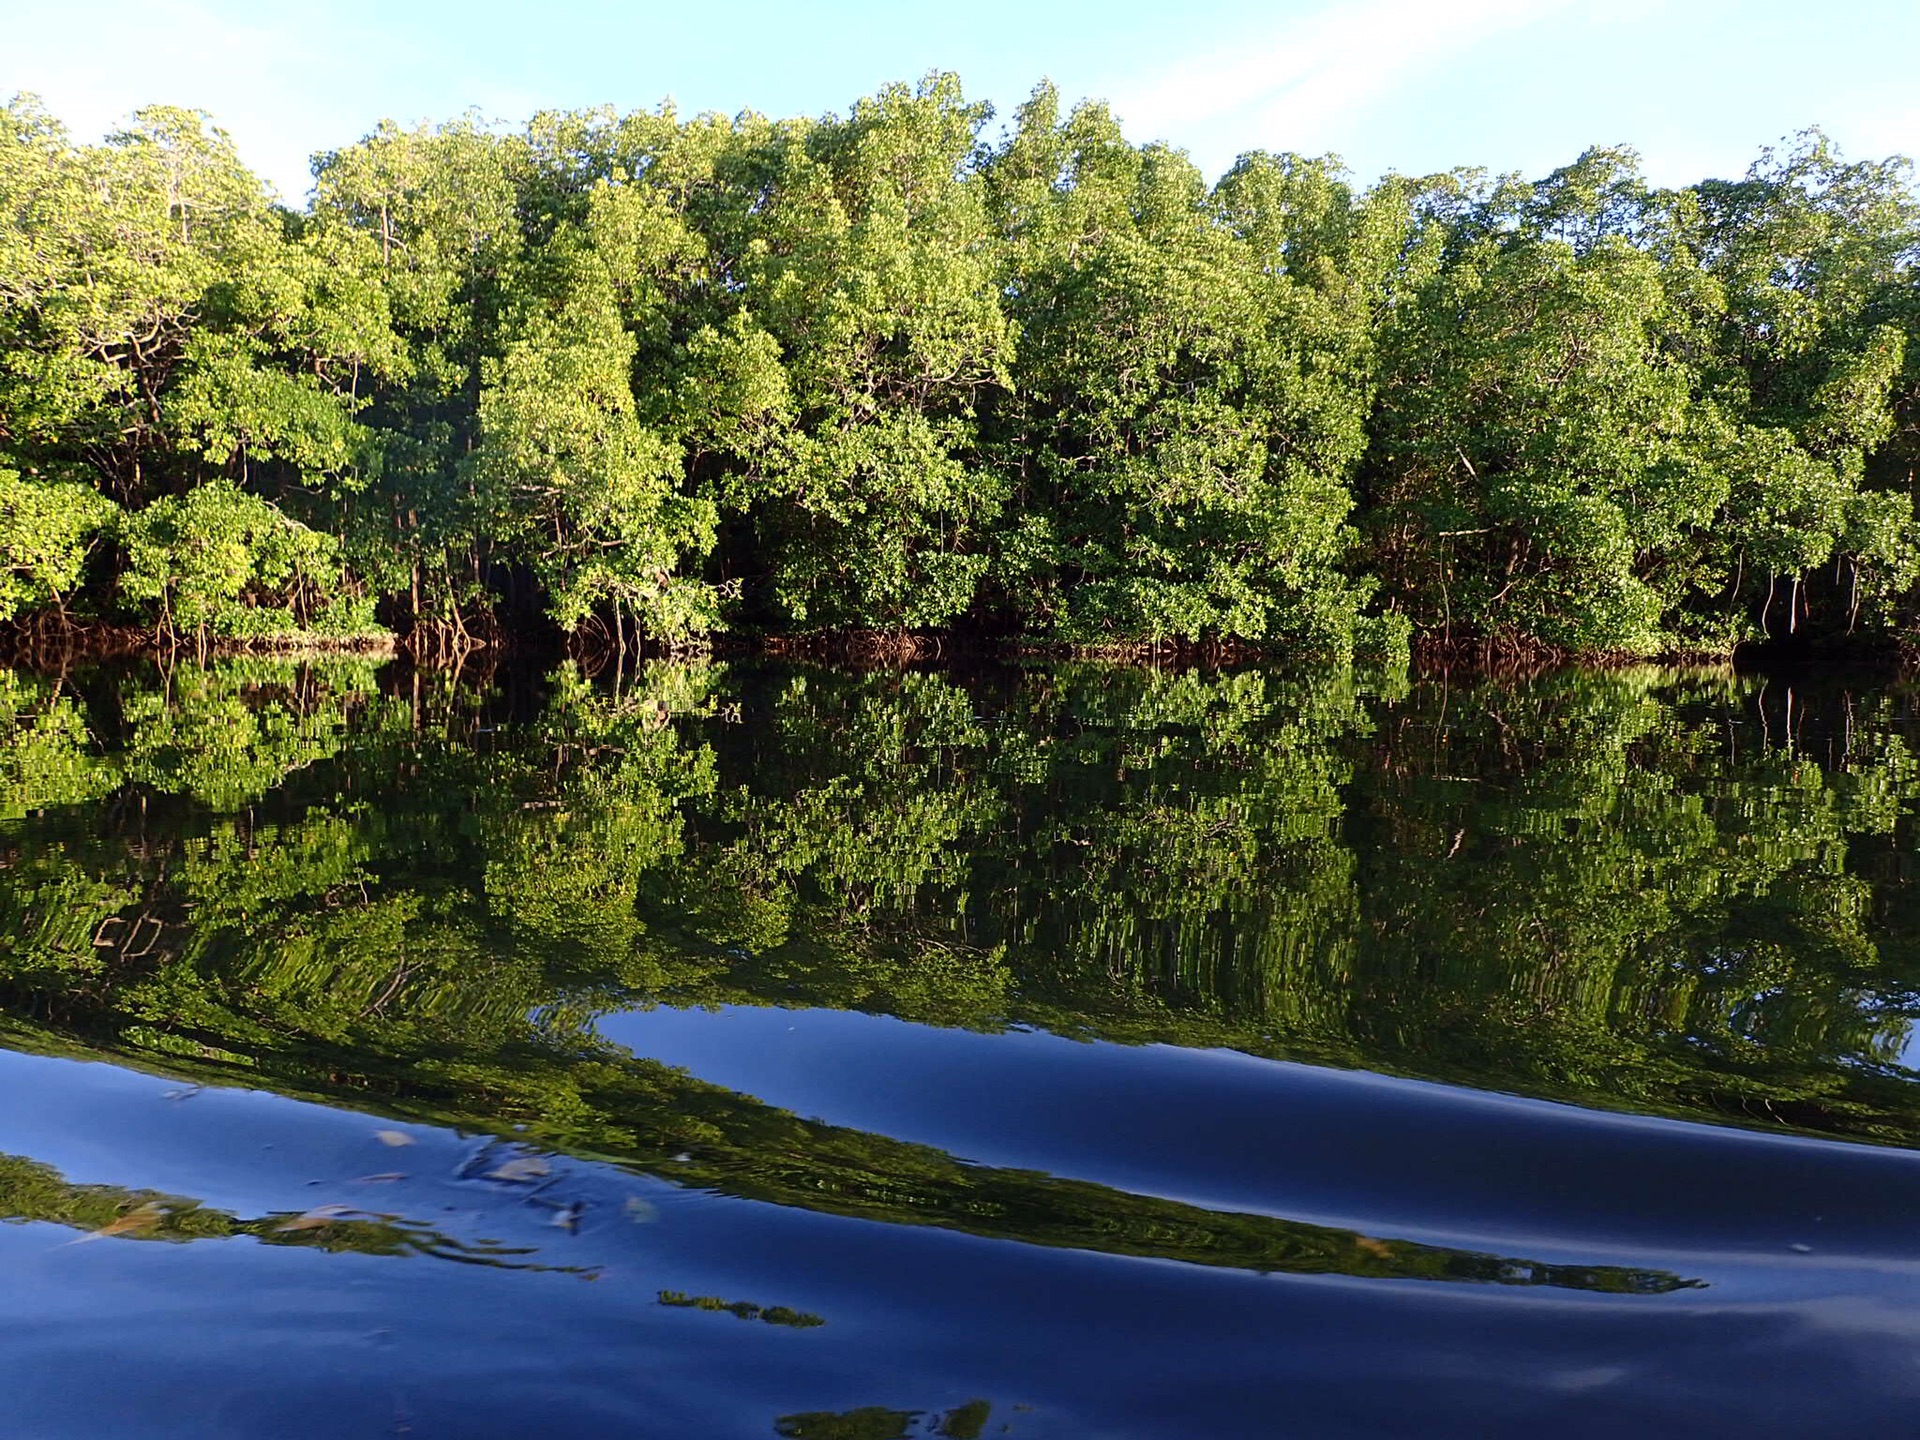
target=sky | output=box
[2,0,1915,204]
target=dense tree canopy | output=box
[2,79,1918,660]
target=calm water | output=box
[2,656,1920,1437]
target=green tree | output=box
[722,74,1013,631]
[0,468,116,621]
[308,117,524,633]
[982,87,1388,656]
[118,480,374,644]
[471,221,718,640]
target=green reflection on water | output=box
[0,654,1915,1278]
[0,1149,574,1272]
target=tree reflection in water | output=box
[0,655,1914,1290]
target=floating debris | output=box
[70,1201,170,1244]
[275,1204,358,1233]
[487,1155,551,1184]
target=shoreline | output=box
[1,616,1907,679]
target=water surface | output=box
[2,657,1918,1436]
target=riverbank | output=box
[10,612,1920,680]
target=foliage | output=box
[118,480,376,641]
[1,86,1918,657]
[982,90,1394,654]
[1363,143,1920,654]
[0,467,116,619]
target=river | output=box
[0,656,1915,1437]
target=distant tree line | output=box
[2,75,1917,660]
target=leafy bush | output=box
[0,469,118,621]
[118,481,375,642]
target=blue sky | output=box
[4,0,1915,203]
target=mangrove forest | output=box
[2,73,1918,662]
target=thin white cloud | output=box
[1102,0,1656,172]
